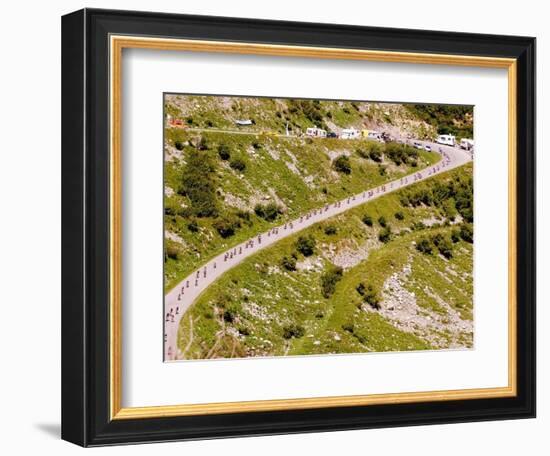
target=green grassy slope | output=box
[178,164,474,359]
[164,128,439,291]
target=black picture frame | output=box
[62,8,536,447]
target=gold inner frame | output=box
[109,35,517,420]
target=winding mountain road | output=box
[164,141,472,361]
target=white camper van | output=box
[306,127,327,138]
[341,128,360,139]
[436,134,456,146]
[460,138,475,151]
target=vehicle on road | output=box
[341,127,360,139]
[413,141,423,150]
[436,134,456,146]
[306,126,327,138]
[460,138,475,151]
[424,145,432,151]
[235,119,253,126]
[327,132,338,138]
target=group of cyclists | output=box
[164,141,458,359]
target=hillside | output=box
[164,131,439,292]
[177,163,474,359]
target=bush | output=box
[460,223,474,243]
[254,202,281,222]
[223,306,238,323]
[416,237,433,254]
[217,143,231,160]
[282,324,305,339]
[197,136,209,150]
[333,155,352,174]
[395,211,405,220]
[437,235,454,259]
[281,255,297,272]
[378,226,392,243]
[321,265,343,298]
[213,215,241,238]
[229,157,247,172]
[296,235,316,257]
[181,149,219,217]
[324,224,337,235]
[378,216,387,227]
[451,229,461,243]
[187,219,199,232]
[174,141,184,151]
[356,282,380,309]
[378,165,387,176]
[362,214,373,227]
[341,322,354,333]
[165,244,179,260]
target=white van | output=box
[306,127,327,138]
[436,134,456,146]
[341,128,360,139]
[460,138,475,151]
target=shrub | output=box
[174,141,184,151]
[460,223,474,243]
[378,226,392,243]
[282,324,305,339]
[324,224,337,235]
[362,214,373,227]
[197,136,209,150]
[296,235,316,257]
[229,157,247,172]
[165,244,179,260]
[436,235,454,259]
[213,215,241,238]
[223,306,238,323]
[341,322,355,333]
[451,229,461,243]
[254,202,281,222]
[217,143,231,160]
[378,216,387,227]
[416,237,433,254]
[187,219,199,232]
[281,255,297,272]
[356,282,380,309]
[395,211,405,220]
[321,265,343,298]
[333,155,351,174]
[181,149,219,217]
[378,165,387,176]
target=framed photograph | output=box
[62,8,536,446]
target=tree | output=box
[213,215,241,238]
[324,224,337,235]
[254,202,281,221]
[217,143,231,160]
[333,155,352,174]
[321,265,343,298]
[356,282,380,309]
[281,255,297,272]
[436,235,454,259]
[181,149,219,217]
[416,237,433,254]
[362,214,373,227]
[460,223,474,243]
[282,324,305,339]
[296,235,316,257]
[395,211,405,220]
[378,226,392,243]
[378,216,387,227]
[229,157,246,172]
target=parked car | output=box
[327,132,338,138]
[413,142,423,150]
[424,145,431,151]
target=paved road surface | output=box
[164,141,472,361]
